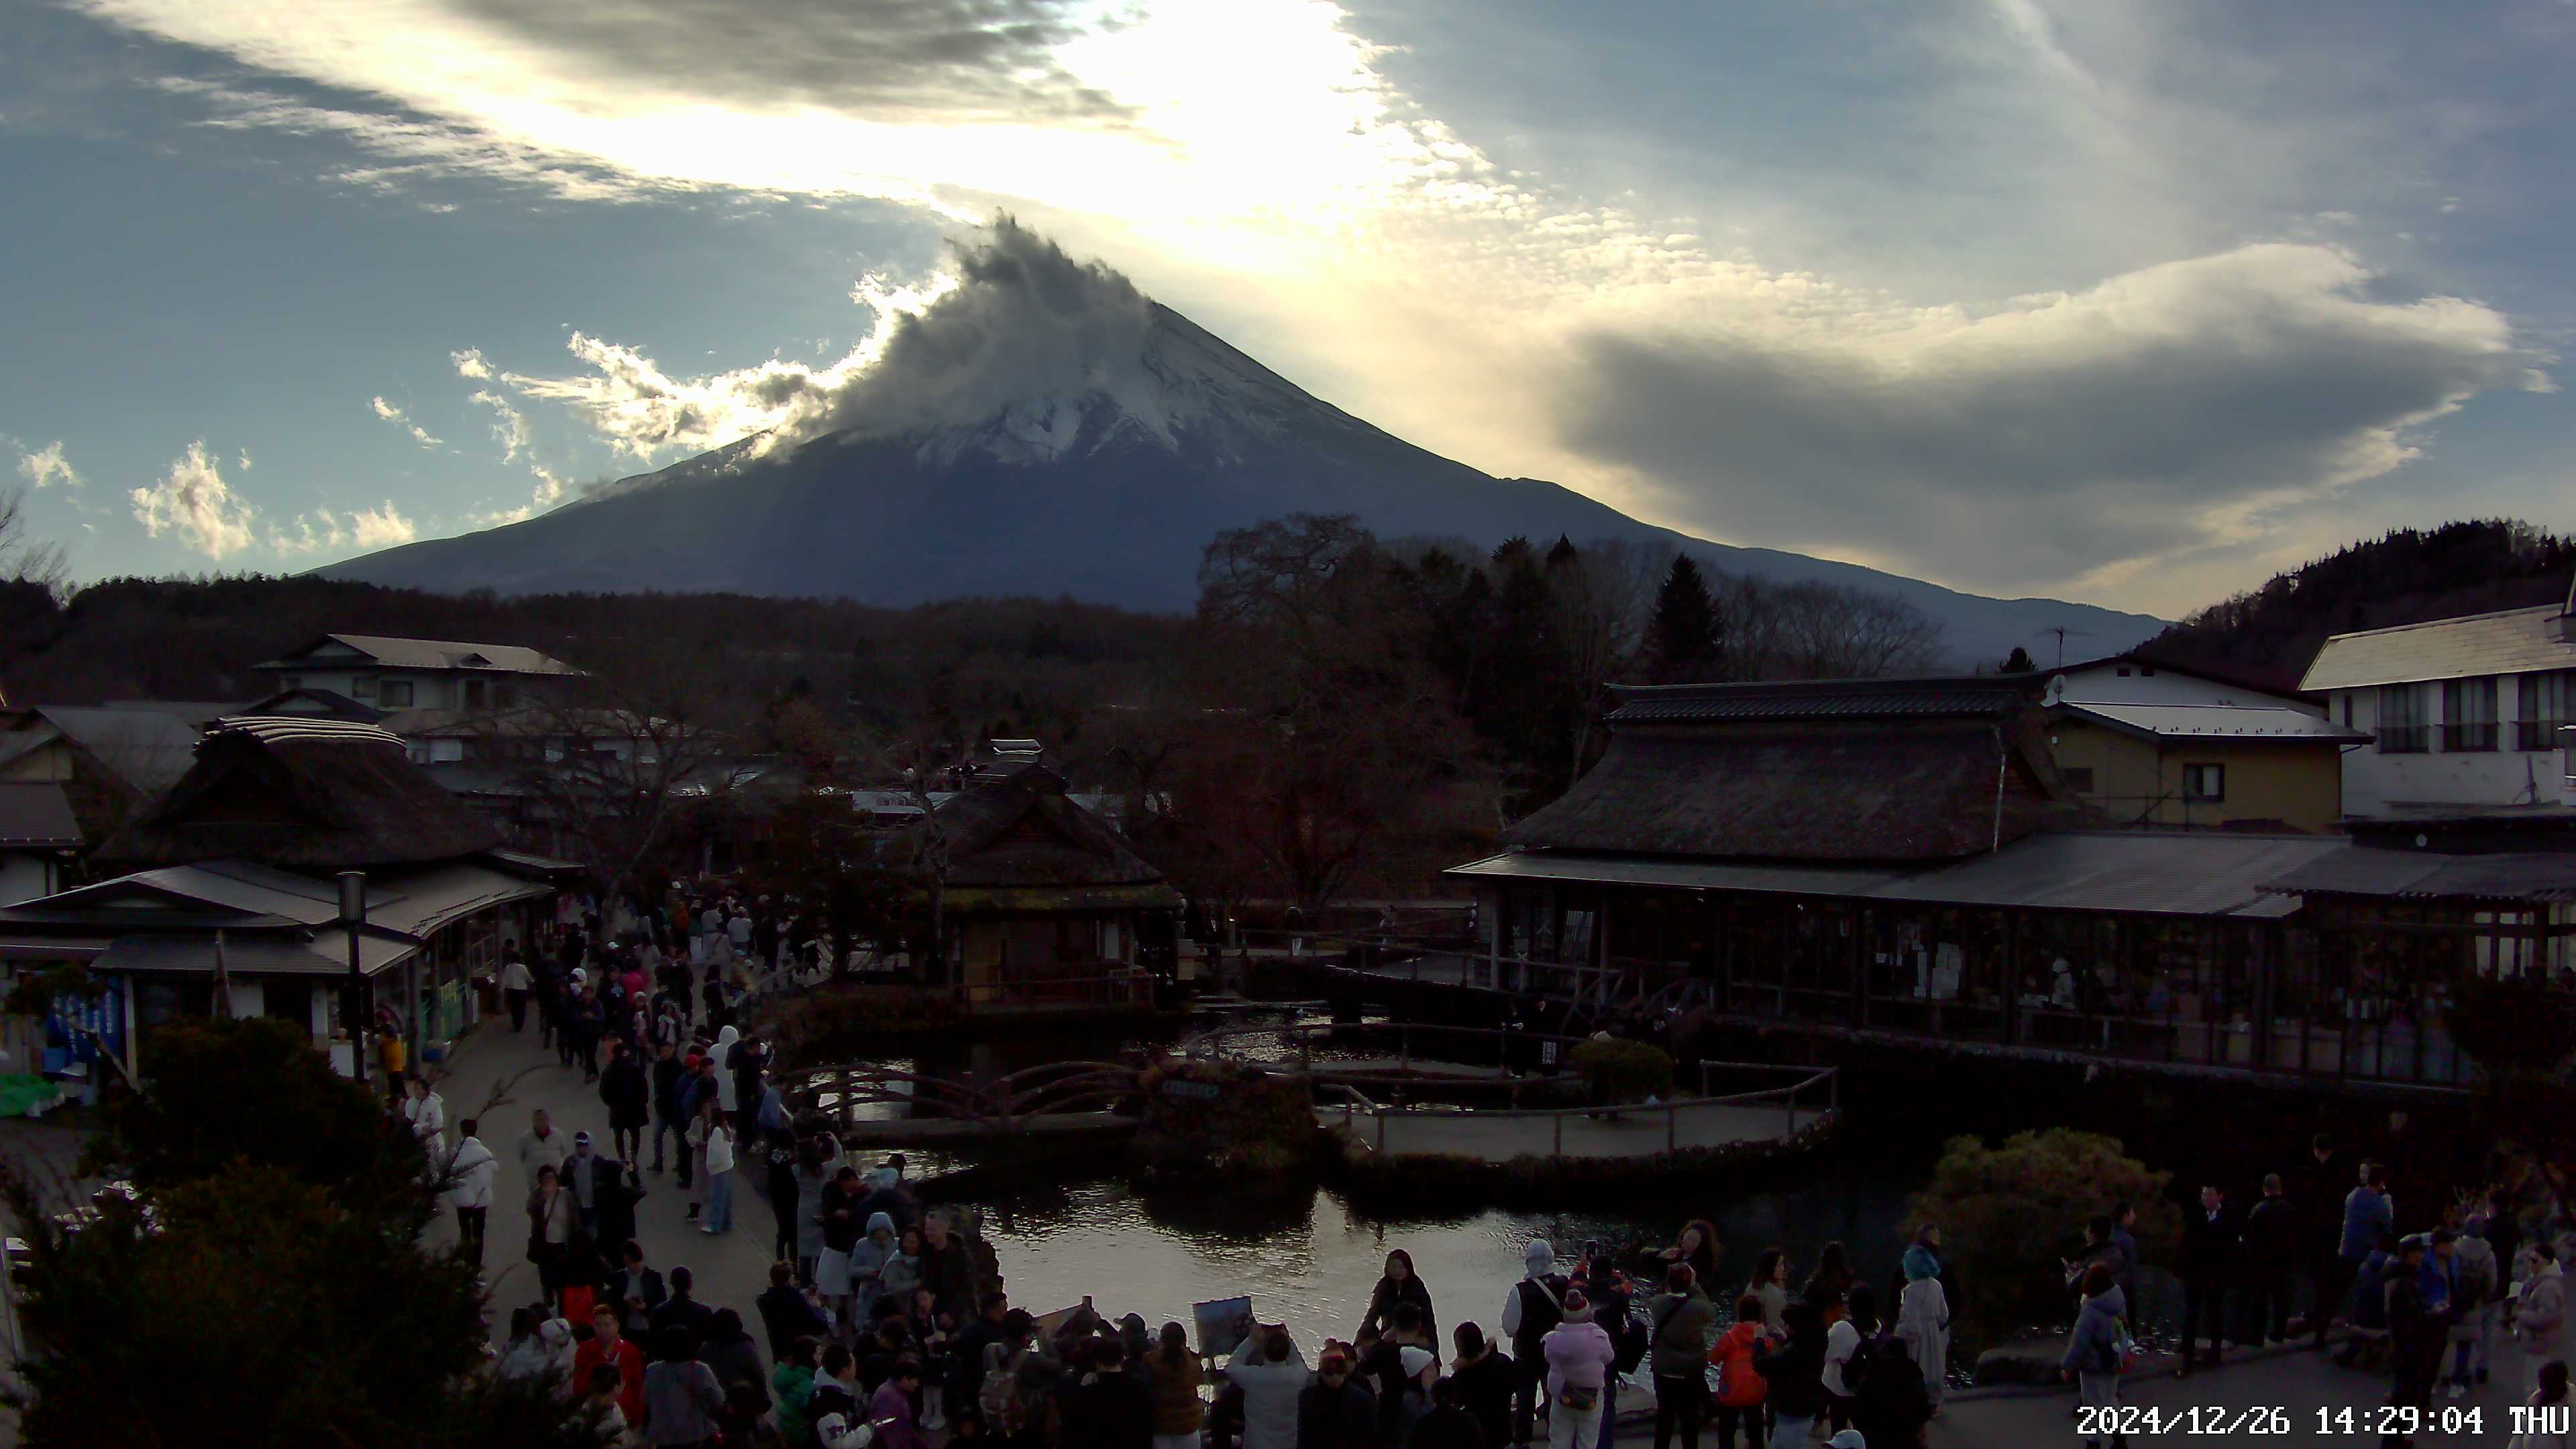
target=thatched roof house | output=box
[1505,676,2072,863]
[98,717,500,871]
[921,765,1180,1000]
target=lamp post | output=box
[339,870,368,1089]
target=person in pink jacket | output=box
[1542,1289,1618,1449]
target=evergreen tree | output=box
[1998,645,2036,674]
[1646,554,1720,682]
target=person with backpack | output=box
[1850,1335,1933,1449]
[1499,1240,1570,1446]
[1707,1295,1776,1449]
[2059,1263,2129,1449]
[1819,1285,1878,1440]
[1643,1265,1716,1449]
[1540,1289,1616,1449]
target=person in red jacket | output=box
[1707,1295,1779,1449]
[573,1301,647,1427]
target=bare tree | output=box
[0,484,68,594]
[1713,574,1944,680]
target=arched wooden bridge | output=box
[773,1059,1148,1147]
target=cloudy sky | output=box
[4,0,2570,616]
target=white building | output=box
[2300,600,2576,816]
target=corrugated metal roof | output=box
[2300,606,2576,691]
[0,782,80,847]
[1450,831,2347,918]
[2056,702,2369,742]
[256,633,574,676]
[92,930,414,978]
[32,706,203,794]
[1605,676,2033,724]
[2257,847,2576,902]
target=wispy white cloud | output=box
[269,498,419,553]
[13,439,83,490]
[451,347,493,380]
[369,394,443,449]
[129,440,257,558]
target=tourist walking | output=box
[576,1301,649,1428]
[1707,1294,1775,1449]
[443,1116,497,1267]
[1362,1249,1439,1344]
[519,1108,571,1184]
[528,1163,577,1309]
[401,1074,445,1148]
[699,1096,737,1236]
[501,945,533,1031]
[1643,1265,1715,1449]
[2300,1134,2351,1345]
[2243,1173,2300,1344]
[2449,1208,2501,1395]
[1501,1240,1571,1446]
[2521,1242,2569,1397]
[1540,1288,1616,1449]
[2059,1263,2129,1449]
[1894,1230,1951,1407]
[602,1038,651,1167]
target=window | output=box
[2443,676,2498,751]
[350,674,374,699]
[2339,694,2353,728]
[377,679,415,707]
[2182,763,2226,801]
[2376,684,2428,753]
[2519,671,2574,751]
[464,679,488,709]
[429,738,465,763]
[2061,766,2096,793]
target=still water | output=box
[822,1013,1930,1350]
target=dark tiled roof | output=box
[0,783,80,848]
[2259,847,2576,903]
[1605,676,2039,724]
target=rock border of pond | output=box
[1318,1112,1843,1213]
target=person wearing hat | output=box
[1299,1344,1378,1449]
[1540,1288,1616,1449]
[2444,1205,2500,1395]
[1500,1240,1571,1445]
[2385,1235,2445,1437]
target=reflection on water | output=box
[806,1012,1933,1351]
[963,1155,1924,1353]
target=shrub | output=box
[1904,1128,2176,1347]
[1570,1038,1674,1104]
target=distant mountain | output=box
[2143,520,2576,691]
[329,303,2161,667]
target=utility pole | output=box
[340,871,370,1089]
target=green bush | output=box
[1904,1128,2176,1347]
[1570,1038,1674,1104]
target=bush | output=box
[1904,1128,2176,1347]
[1570,1038,1674,1104]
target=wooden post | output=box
[1377,1110,1388,1153]
[1552,1112,1564,1157]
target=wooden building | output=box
[928,765,1181,1006]
[1444,676,2576,1094]
[0,716,569,1078]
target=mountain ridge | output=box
[329,301,2163,665]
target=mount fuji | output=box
[329,275,2162,665]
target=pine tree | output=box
[1999,645,2036,674]
[1646,554,1719,682]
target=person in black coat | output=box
[2296,1134,2351,1346]
[1753,1301,1829,1430]
[1448,1326,1514,1449]
[1360,1250,1438,1344]
[2241,1173,2302,1345]
[1410,1378,1485,1449]
[600,1038,652,1166]
[758,1258,833,1360]
[1298,1351,1378,1449]
[2178,1182,2242,1373]
[1065,1336,1156,1449]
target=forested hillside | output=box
[2143,521,2576,690]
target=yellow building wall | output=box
[2048,718,2347,833]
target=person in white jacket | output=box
[1225,1326,1311,1449]
[443,1119,499,1267]
[2520,1242,2571,1397]
[402,1075,446,1148]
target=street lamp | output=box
[339,871,368,1089]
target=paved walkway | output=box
[1932,1336,2539,1448]
[419,1018,804,1338]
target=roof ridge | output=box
[2320,602,2562,641]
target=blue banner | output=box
[44,982,124,1067]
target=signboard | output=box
[1159,1077,1222,1102]
[1193,1295,1254,1360]
[45,981,125,1068]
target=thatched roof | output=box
[934,765,1168,890]
[1506,706,2070,864]
[97,717,502,871]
